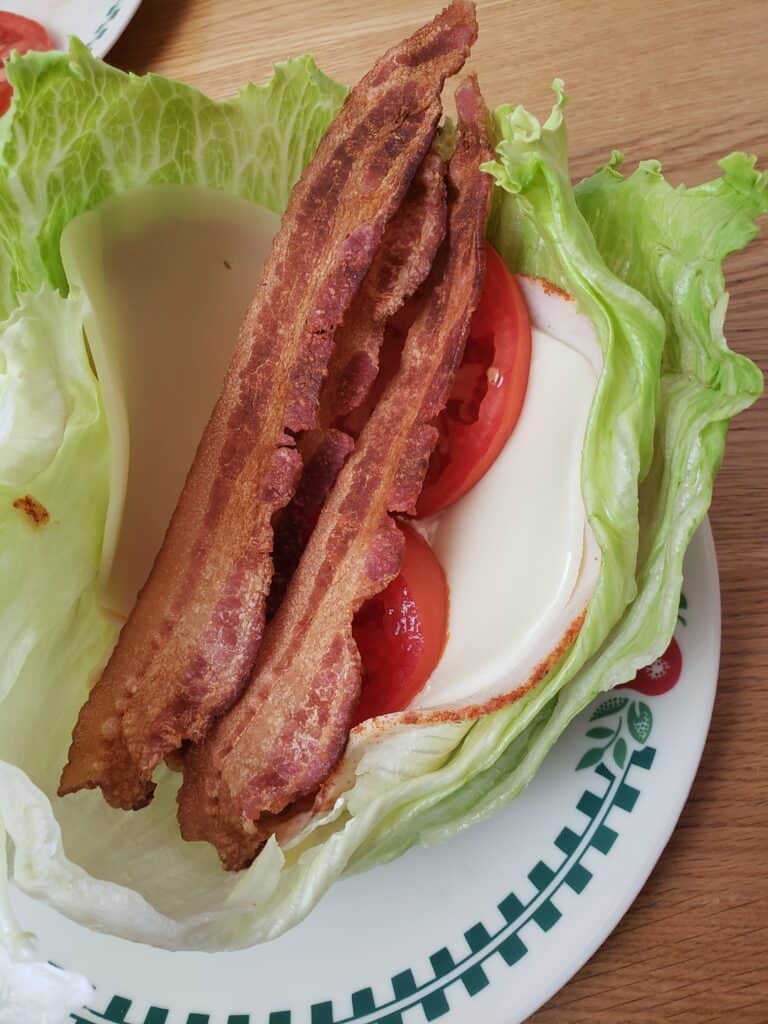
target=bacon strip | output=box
[268,154,447,616]
[178,76,493,870]
[319,151,448,424]
[267,429,354,620]
[59,0,478,812]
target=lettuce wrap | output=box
[0,43,763,1021]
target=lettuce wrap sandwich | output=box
[0,3,764,1019]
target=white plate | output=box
[2,1,142,57]
[12,522,720,1023]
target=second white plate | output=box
[4,1,143,57]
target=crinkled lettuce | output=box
[0,40,347,318]
[0,41,347,1017]
[0,42,763,1022]
[352,105,766,859]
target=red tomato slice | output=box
[0,79,12,115]
[0,13,54,115]
[416,243,532,517]
[0,12,52,54]
[353,522,448,724]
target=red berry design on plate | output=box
[620,636,682,696]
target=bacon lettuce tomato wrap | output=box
[0,42,763,1021]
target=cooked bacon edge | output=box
[178,75,493,871]
[318,151,448,424]
[59,0,478,812]
[267,428,354,620]
[268,153,447,615]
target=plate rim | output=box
[512,518,721,1020]
[87,0,144,58]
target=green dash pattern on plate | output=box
[89,4,125,45]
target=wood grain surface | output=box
[111,2,767,1020]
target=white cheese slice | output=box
[60,185,280,619]
[412,277,601,710]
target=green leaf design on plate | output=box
[576,747,604,771]
[613,737,628,768]
[590,697,629,721]
[628,701,653,744]
[586,727,614,739]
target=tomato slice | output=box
[416,243,532,517]
[353,522,448,723]
[0,13,54,115]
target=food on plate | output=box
[352,520,450,724]
[59,0,476,813]
[0,12,52,114]
[269,151,448,613]
[0,1,764,1017]
[177,75,492,870]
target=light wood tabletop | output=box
[112,2,767,1020]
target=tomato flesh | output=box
[416,243,532,517]
[0,13,54,115]
[353,522,448,723]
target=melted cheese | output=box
[60,186,279,619]
[60,186,600,713]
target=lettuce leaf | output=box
[0,62,664,960]
[0,40,347,318]
[344,84,672,868]
[0,286,106,1019]
[0,43,763,1020]
[0,42,347,1017]
[352,106,766,857]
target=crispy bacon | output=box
[267,428,354,620]
[319,151,448,423]
[178,76,493,870]
[59,0,478,812]
[268,153,447,616]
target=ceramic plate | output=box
[11,522,720,1023]
[2,1,142,57]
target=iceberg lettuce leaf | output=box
[0,44,763,1018]
[0,286,108,1021]
[356,123,765,857]
[0,44,346,1015]
[347,83,671,868]
[0,41,346,316]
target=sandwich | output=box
[0,3,763,1017]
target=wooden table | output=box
[112,2,768,1019]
